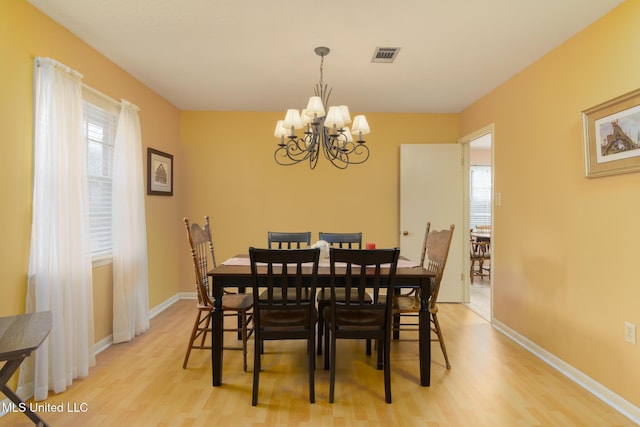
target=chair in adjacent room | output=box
[323,247,400,403]
[249,247,320,406]
[470,229,491,283]
[389,222,455,369]
[476,224,492,234]
[183,216,253,371]
[316,231,369,355]
[267,231,312,249]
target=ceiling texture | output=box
[28,0,623,113]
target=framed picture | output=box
[147,148,173,195]
[582,88,640,178]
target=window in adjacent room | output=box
[82,88,119,264]
[469,165,492,229]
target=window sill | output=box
[92,255,113,268]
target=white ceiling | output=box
[28,0,623,113]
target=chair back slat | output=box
[329,248,400,311]
[422,224,455,307]
[184,216,215,307]
[319,232,363,249]
[249,247,320,315]
[267,231,312,249]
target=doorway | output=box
[460,126,493,321]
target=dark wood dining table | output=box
[208,255,435,387]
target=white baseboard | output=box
[93,335,113,355]
[175,291,197,301]
[493,319,640,425]
[93,293,194,355]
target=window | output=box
[82,89,119,262]
[469,165,492,229]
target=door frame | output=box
[459,124,494,316]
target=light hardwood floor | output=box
[1,299,635,426]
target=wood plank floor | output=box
[1,300,635,426]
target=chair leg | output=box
[317,302,324,355]
[241,310,248,372]
[432,313,451,369]
[392,311,400,340]
[384,335,391,404]
[329,331,336,403]
[470,260,475,284]
[183,310,203,369]
[324,322,330,370]
[309,332,315,403]
[200,312,211,347]
[252,334,261,406]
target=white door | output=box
[400,144,464,302]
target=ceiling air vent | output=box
[371,47,401,63]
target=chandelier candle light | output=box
[274,47,371,169]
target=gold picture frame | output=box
[147,148,173,195]
[582,88,640,178]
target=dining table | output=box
[208,254,436,387]
[470,229,491,242]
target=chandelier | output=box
[273,47,370,169]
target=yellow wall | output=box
[2,0,458,342]
[460,0,640,406]
[4,0,639,414]
[1,0,182,344]
[178,112,458,291]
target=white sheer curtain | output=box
[112,100,150,343]
[19,57,96,401]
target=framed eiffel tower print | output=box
[583,88,640,178]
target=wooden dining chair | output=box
[389,222,455,369]
[267,231,311,249]
[249,247,320,406]
[323,247,400,404]
[183,217,253,371]
[316,231,369,356]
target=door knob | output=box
[402,231,409,236]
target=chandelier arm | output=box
[344,143,370,164]
[274,137,314,166]
[320,130,370,167]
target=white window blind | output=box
[470,165,492,229]
[82,89,119,261]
